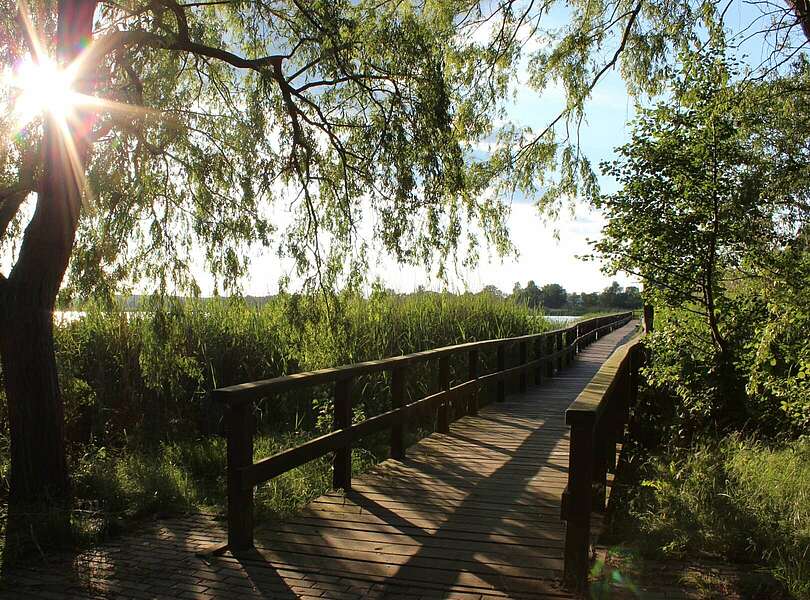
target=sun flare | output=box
[8,54,81,128]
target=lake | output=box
[544,315,579,324]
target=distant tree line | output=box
[481,281,642,312]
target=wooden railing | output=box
[561,329,645,588]
[212,311,633,553]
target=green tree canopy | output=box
[541,282,567,308]
[512,279,543,307]
[595,48,810,354]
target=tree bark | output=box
[787,0,810,42]
[0,0,97,548]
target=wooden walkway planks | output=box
[3,321,639,600]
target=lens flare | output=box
[8,54,82,128]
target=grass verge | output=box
[601,436,809,599]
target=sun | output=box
[7,53,81,129]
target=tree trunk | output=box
[0,0,96,556]
[0,298,69,506]
[787,0,810,42]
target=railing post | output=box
[468,348,479,415]
[567,329,576,364]
[563,416,595,589]
[561,330,568,367]
[556,331,564,372]
[390,367,405,461]
[534,337,543,385]
[545,334,555,378]
[519,340,528,393]
[437,355,450,433]
[333,376,353,490]
[644,304,654,333]
[496,343,506,402]
[226,399,254,551]
[592,421,609,512]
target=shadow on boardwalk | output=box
[2,322,639,600]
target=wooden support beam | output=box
[519,340,528,393]
[534,338,543,385]
[390,367,405,461]
[437,356,450,433]
[644,304,654,333]
[226,400,254,551]
[468,348,479,416]
[496,344,506,402]
[563,419,594,589]
[333,377,353,490]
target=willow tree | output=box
[0,0,512,524]
[447,0,809,213]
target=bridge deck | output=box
[7,321,638,600]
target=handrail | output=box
[212,319,628,404]
[211,311,634,553]
[561,328,645,589]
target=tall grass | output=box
[41,290,548,444]
[607,436,810,598]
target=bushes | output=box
[612,276,809,595]
[748,307,810,436]
[642,288,808,441]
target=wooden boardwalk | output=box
[5,321,639,600]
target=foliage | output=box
[747,236,810,433]
[594,46,810,433]
[442,0,809,219]
[607,436,810,598]
[511,280,543,308]
[509,279,641,312]
[4,1,806,295]
[0,1,518,300]
[597,49,807,348]
[540,283,567,309]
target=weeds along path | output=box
[3,322,639,600]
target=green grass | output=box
[1,431,387,560]
[604,436,810,598]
